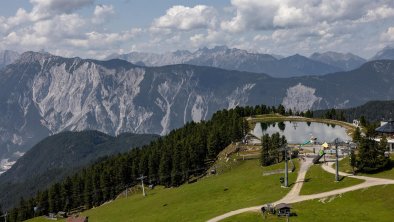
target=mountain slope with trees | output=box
[1,51,394,171]
[0,131,158,210]
[3,104,283,221]
[314,100,394,122]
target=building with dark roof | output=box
[375,120,394,152]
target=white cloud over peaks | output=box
[93,4,115,24]
[152,5,217,30]
[221,0,394,32]
[67,28,142,49]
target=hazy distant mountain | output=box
[0,50,19,69]
[108,46,342,77]
[1,51,393,166]
[279,54,342,76]
[0,130,159,208]
[371,46,394,60]
[310,51,366,71]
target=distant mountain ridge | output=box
[309,51,366,71]
[108,46,343,77]
[371,46,394,61]
[1,51,394,166]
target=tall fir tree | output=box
[261,134,271,166]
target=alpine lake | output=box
[251,121,351,144]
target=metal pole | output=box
[335,139,339,182]
[284,146,289,187]
[141,179,146,196]
[137,175,147,196]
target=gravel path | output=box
[207,158,394,222]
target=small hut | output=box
[375,120,394,152]
[275,203,292,216]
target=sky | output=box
[0,0,394,59]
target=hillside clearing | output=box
[77,159,297,222]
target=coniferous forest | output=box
[5,104,283,222]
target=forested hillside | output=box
[0,131,159,210]
[5,105,281,222]
[315,100,394,122]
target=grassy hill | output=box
[300,164,363,195]
[26,158,298,222]
[223,185,394,222]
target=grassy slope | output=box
[337,154,394,179]
[300,164,363,195]
[78,159,297,222]
[223,185,394,222]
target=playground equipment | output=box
[313,150,326,164]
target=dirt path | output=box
[207,158,394,222]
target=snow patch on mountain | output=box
[282,83,322,112]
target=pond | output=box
[251,121,351,144]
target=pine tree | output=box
[84,175,93,208]
[357,137,390,173]
[261,134,271,166]
[277,104,286,115]
[360,116,367,127]
[37,190,49,215]
[159,151,171,186]
[270,133,281,163]
[352,127,361,143]
[17,197,27,221]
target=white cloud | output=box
[381,27,394,42]
[253,34,271,42]
[221,0,394,32]
[92,4,115,24]
[190,30,225,47]
[30,0,95,15]
[152,5,217,31]
[362,5,394,22]
[67,28,142,49]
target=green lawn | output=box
[337,155,394,179]
[221,212,264,222]
[26,159,298,222]
[300,164,363,195]
[223,185,394,222]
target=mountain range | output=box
[1,51,394,166]
[108,46,345,77]
[108,46,394,77]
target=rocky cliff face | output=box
[0,51,393,163]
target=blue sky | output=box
[0,0,393,59]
